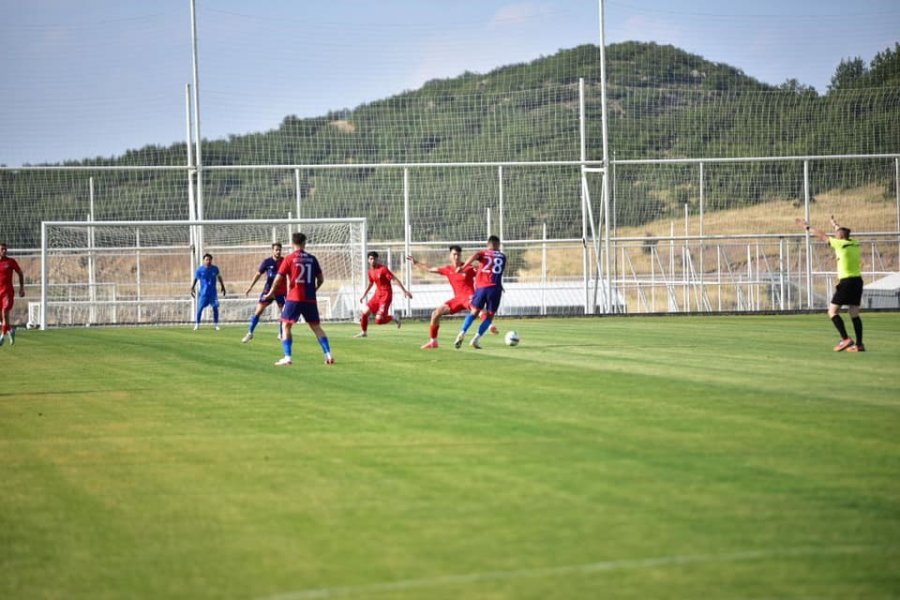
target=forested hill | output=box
[3,42,897,248]
[65,41,900,168]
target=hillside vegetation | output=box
[2,42,898,248]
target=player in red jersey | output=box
[407,244,498,349]
[454,235,506,350]
[355,251,412,338]
[263,232,333,366]
[0,243,25,347]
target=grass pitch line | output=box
[261,544,880,599]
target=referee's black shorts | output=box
[831,276,863,306]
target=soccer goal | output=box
[38,218,367,329]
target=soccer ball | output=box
[504,330,520,346]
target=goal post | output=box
[39,218,367,330]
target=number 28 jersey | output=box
[473,249,506,289]
[278,250,322,303]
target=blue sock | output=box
[213,307,220,324]
[477,317,493,336]
[282,338,292,357]
[461,313,476,333]
[249,314,260,333]
[319,336,331,354]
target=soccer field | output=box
[2,314,899,599]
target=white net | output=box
[40,218,366,328]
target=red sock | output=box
[429,324,439,339]
[360,313,369,332]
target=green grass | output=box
[2,314,899,599]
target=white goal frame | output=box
[39,218,367,330]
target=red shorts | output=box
[444,296,471,315]
[367,294,393,319]
[0,291,14,313]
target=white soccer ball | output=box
[504,330,520,346]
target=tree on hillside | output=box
[828,57,866,91]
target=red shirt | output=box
[437,264,476,299]
[277,250,321,303]
[368,265,395,297]
[0,257,22,293]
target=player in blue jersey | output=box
[454,235,506,350]
[242,243,287,343]
[190,253,226,330]
[264,232,334,366]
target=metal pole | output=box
[541,222,548,316]
[189,0,205,226]
[403,168,411,317]
[803,160,813,308]
[779,238,785,311]
[895,157,899,265]
[40,222,47,330]
[683,203,689,310]
[699,161,705,310]
[184,83,198,270]
[136,228,142,323]
[498,165,504,243]
[579,79,590,314]
[295,168,302,227]
[598,1,613,314]
[88,178,96,325]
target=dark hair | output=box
[0,242,6,249]
[203,253,213,260]
[272,242,282,249]
[487,235,500,246]
[838,227,851,238]
[367,251,379,259]
[292,232,307,246]
[449,244,462,254]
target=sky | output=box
[1,0,898,166]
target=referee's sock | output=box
[831,315,849,339]
[852,316,863,345]
[249,314,260,333]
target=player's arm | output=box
[388,269,413,299]
[315,271,324,291]
[796,218,828,242]
[359,280,373,303]
[407,255,439,273]
[15,264,24,297]
[245,271,263,295]
[263,274,284,301]
[217,274,227,296]
[190,277,198,298]
[457,252,479,273]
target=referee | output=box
[796,215,865,352]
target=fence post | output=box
[803,159,813,309]
[403,168,411,317]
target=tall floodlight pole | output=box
[189,0,204,228]
[598,0,613,312]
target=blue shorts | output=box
[470,286,502,315]
[258,293,286,307]
[281,301,320,324]
[198,294,219,309]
